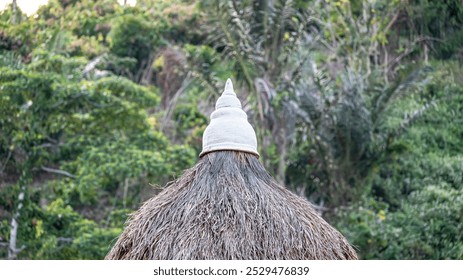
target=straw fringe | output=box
[106,151,357,260]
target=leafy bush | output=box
[0,48,195,259]
[108,14,164,80]
[335,69,463,259]
[336,183,463,259]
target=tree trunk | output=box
[11,0,17,24]
[8,185,26,260]
[276,126,287,185]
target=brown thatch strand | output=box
[106,151,358,260]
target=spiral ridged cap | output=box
[199,79,259,158]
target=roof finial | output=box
[200,78,259,158]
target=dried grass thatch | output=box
[106,151,358,260]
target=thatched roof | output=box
[106,151,357,260]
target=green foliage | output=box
[337,183,463,259]
[173,102,208,154]
[0,16,36,56]
[18,198,122,260]
[335,71,463,259]
[137,0,203,43]
[38,0,121,38]
[62,135,194,204]
[108,14,157,59]
[108,13,164,80]
[93,76,160,107]
[0,27,195,258]
[405,0,463,59]
[184,44,234,95]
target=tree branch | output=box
[0,149,12,174]
[57,237,73,243]
[41,166,76,179]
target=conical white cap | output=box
[199,79,259,158]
